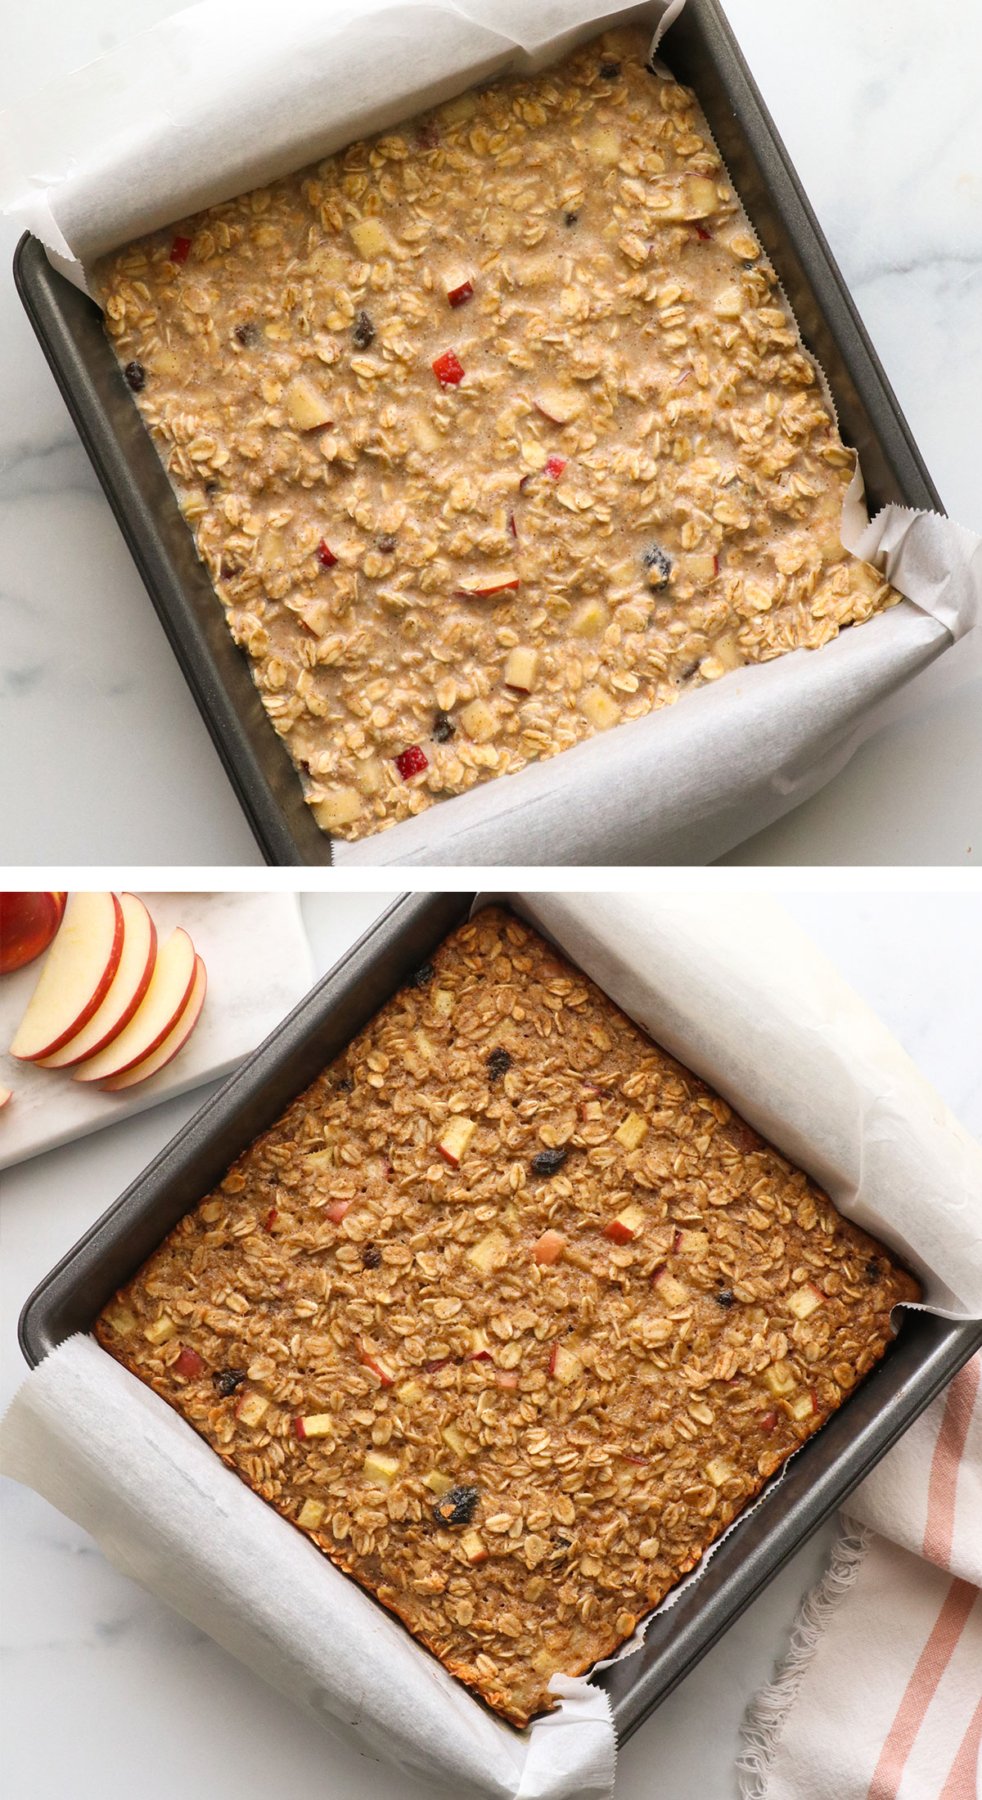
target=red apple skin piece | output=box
[36,893,158,1068]
[454,578,521,599]
[72,928,196,1084]
[326,1199,352,1224]
[0,892,67,973]
[9,893,124,1060]
[98,954,207,1091]
[174,1346,204,1379]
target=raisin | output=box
[433,1484,480,1527]
[531,1147,568,1177]
[642,544,673,588]
[865,1258,880,1284]
[599,60,621,78]
[124,361,145,392]
[213,1368,247,1397]
[234,322,257,347]
[204,479,220,497]
[409,962,435,988]
[353,309,375,349]
[220,559,240,580]
[334,1075,354,1093]
[361,1242,382,1269]
[564,210,579,228]
[715,1288,735,1310]
[377,532,397,553]
[487,1048,512,1081]
[433,711,455,743]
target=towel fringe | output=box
[735,1523,872,1799]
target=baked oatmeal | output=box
[95,28,899,845]
[96,908,919,1725]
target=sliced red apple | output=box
[325,1198,353,1224]
[532,1229,565,1266]
[98,954,206,1092]
[604,1203,646,1245]
[0,1084,12,1109]
[10,892,124,1060]
[71,928,196,1084]
[437,1115,476,1167]
[0,892,67,973]
[37,893,157,1068]
[455,575,521,599]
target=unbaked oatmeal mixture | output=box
[97,909,918,1725]
[96,28,899,844]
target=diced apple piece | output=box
[467,1229,509,1274]
[676,1229,709,1255]
[173,1346,204,1379]
[440,91,477,124]
[683,553,720,583]
[503,646,538,692]
[100,955,207,1092]
[349,218,392,260]
[359,1349,396,1387]
[236,1391,269,1426]
[433,988,454,1016]
[10,892,124,1061]
[587,126,622,164]
[437,1115,477,1168]
[144,1315,177,1345]
[581,687,621,731]
[759,1409,779,1433]
[460,1529,487,1564]
[615,1111,648,1151]
[496,1370,520,1391]
[710,633,743,673]
[786,1390,817,1422]
[713,286,744,319]
[533,1230,566,1267]
[412,415,442,452]
[38,893,157,1068]
[764,1360,796,1397]
[297,1499,326,1530]
[787,1283,825,1320]
[571,599,609,638]
[656,175,719,222]
[423,1469,454,1496]
[354,757,386,797]
[652,1269,688,1307]
[604,1203,646,1245]
[325,1198,352,1224]
[705,1456,735,1488]
[446,278,474,308]
[285,375,333,431]
[72,928,197,1083]
[441,1423,468,1459]
[459,698,498,743]
[363,1450,400,1485]
[313,788,363,832]
[533,385,581,425]
[456,575,521,599]
[295,1413,334,1440]
[548,1343,582,1384]
[396,1380,424,1405]
[103,1302,137,1335]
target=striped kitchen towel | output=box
[737,1354,982,1800]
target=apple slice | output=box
[71,928,196,1084]
[455,575,521,599]
[37,893,158,1068]
[99,955,207,1091]
[437,1115,476,1167]
[0,1084,12,1109]
[10,892,124,1061]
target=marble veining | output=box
[1,892,980,1800]
[1,0,979,865]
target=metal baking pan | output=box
[18,893,982,1748]
[12,0,944,867]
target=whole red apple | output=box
[0,893,67,974]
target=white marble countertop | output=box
[2,890,980,1800]
[2,0,980,867]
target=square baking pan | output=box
[12,0,944,867]
[18,892,982,1749]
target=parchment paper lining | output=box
[3,893,981,1798]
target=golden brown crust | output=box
[96,907,919,1725]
